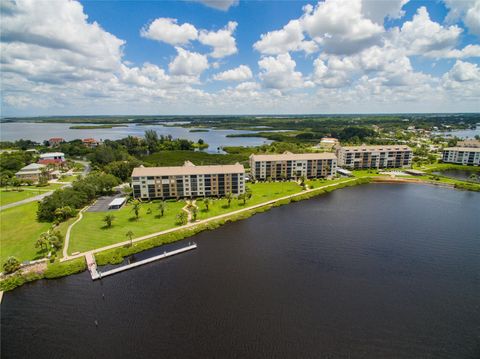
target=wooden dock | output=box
[86,244,197,280]
[85,252,100,280]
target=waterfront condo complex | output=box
[442,147,480,166]
[336,145,412,169]
[249,152,337,180]
[131,161,246,199]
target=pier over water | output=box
[85,244,197,280]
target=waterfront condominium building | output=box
[336,145,412,169]
[442,147,480,166]
[131,161,246,199]
[249,152,337,181]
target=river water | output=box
[0,122,271,152]
[1,184,479,358]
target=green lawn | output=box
[0,202,51,264]
[59,175,78,182]
[0,189,43,206]
[195,181,303,219]
[68,200,186,254]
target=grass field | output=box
[194,181,303,219]
[0,189,43,206]
[58,175,78,182]
[0,202,51,264]
[68,200,186,254]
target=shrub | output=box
[3,256,21,274]
[44,258,86,279]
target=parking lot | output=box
[87,193,125,212]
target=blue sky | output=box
[1,0,479,116]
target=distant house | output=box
[15,163,56,182]
[48,137,65,147]
[38,152,66,165]
[82,138,99,148]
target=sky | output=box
[1,0,480,116]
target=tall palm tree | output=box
[191,207,198,221]
[225,192,232,207]
[131,200,141,219]
[204,198,211,212]
[158,200,166,217]
[126,230,134,247]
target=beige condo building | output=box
[336,145,412,169]
[442,147,480,166]
[249,152,337,180]
[131,161,245,199]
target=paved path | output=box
[61,178,358,262]
[63,207,88,258]
[74,160,91,177]
[0,190,54,211]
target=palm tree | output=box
[131,200,141,219]
[225,192,232,207]
[103,214,115,228]
[246,187,252,201]
[126,230,134,246]
[191,207,198,222]
[204,198,211,212]
[158,200,166,217]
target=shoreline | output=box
[0,176,477,292]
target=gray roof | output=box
[18,163,46,171]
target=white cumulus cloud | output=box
[198,21,238,58]
[253,19,318,55]
[168,47,209,76]
[213,65,253,81]
[258,53,306,90]
[394,6,462,56]
[140,18,198,45]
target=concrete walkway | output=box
[0,190,54,211]
[63,207,88,258]
[61,178,358,262]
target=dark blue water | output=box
[2,184,479,358]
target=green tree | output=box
[176,211,188,225]
[245,187,252,201]
[191,207,198,221]
[3,256,21,274]
[126,230,134,246]
[35,232,50,252]
[38,167,50,186]
[158,200,166,217]
[144,130,159,153]
[204,198,211,212]
[103,214,115,228]
[226,192,232,207]
[48,230,64,250]
[131,200,141,219]
[54,206,76,222]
